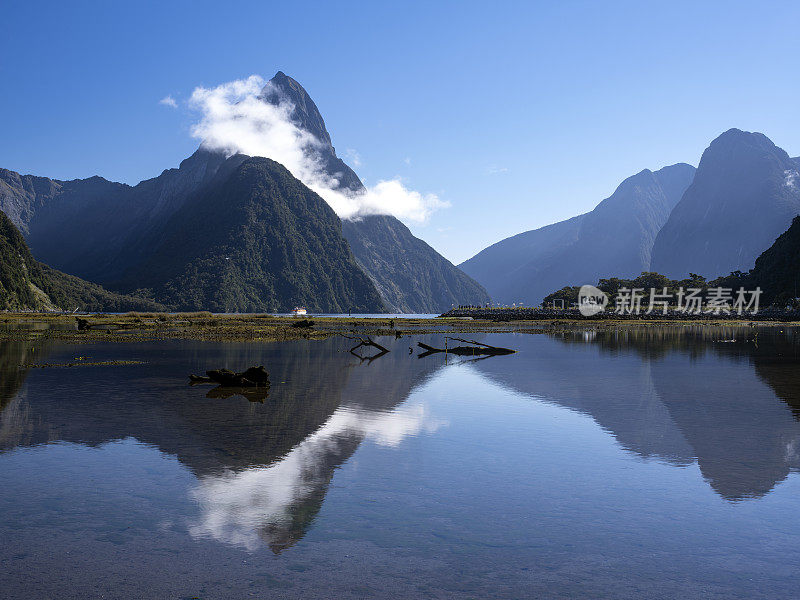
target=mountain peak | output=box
[261,71,332,146]
[260,70,363,192]
[708,128,779,154]
[700,128,791,169]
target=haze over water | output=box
[1,326,799,599]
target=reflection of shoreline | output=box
[189,403,445,553]
[473,328,800,501]
[0,339,44,412]
[0,339,51,448]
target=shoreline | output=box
[1,311,798,344]
[441,307,800,322]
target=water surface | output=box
[1,326,799,598]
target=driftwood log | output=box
[344,335,389,363]
[189,366,270,387]
[417,337,516,357]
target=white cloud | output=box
[487,165,509,175]
[188,75,447,222]
[159,95,178,108]
[403,157,412,166]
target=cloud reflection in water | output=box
[188,402,445,552]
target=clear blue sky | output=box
[2,0,799,263]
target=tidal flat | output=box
[1,317,800,599]
[1,311,795,344]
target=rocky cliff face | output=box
[651,129,800,279]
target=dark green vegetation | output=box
[460,164,695,305]
[735,215,800,307]
[116,157,385,313]
[264,72,490,312]
[0,210,163,312]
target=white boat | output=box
[292,307,308,316]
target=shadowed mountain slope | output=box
[2,153,384,312]
[1,150,229,284]
[0,210,163,312]
[742,215,800,306]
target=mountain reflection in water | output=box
[1,324,800,561]
[0,335,447,553]
[473,325,800,501]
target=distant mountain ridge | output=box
[463,129,799,305]
[460,163,695,304]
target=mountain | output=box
[116,156,385,312]
[651,129,800,279]
[2,151,384,312]
[1,71,488,314]
[460,163,696,305]
[262,72,490,312]
[456,215,586,302]
[0,210,163,312]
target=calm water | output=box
[1,326,799,599]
